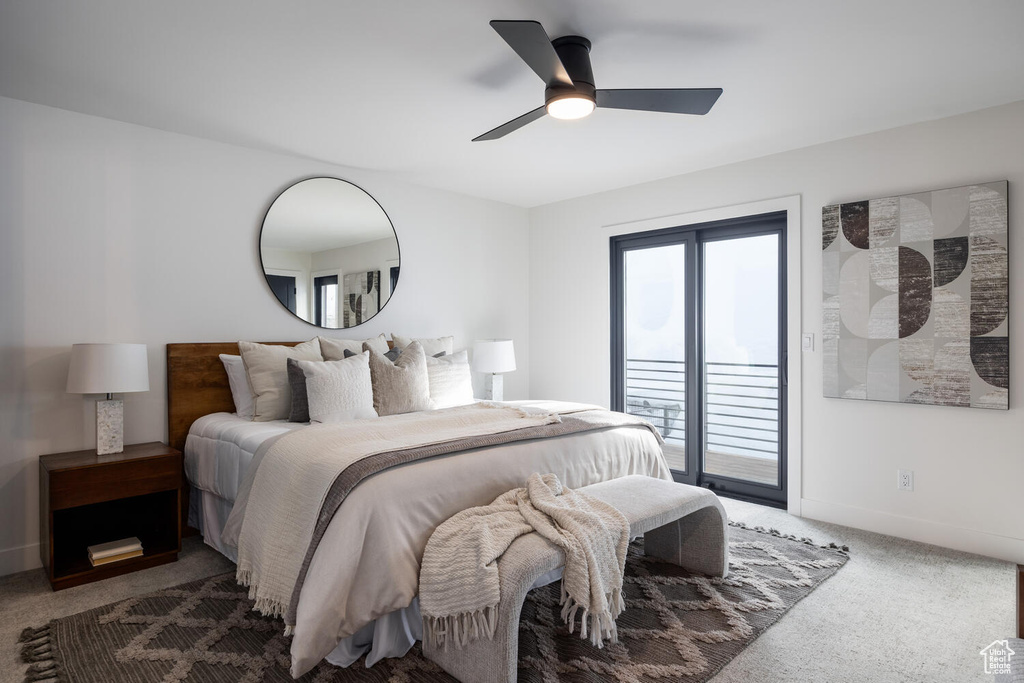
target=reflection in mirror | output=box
[260,177,400,328]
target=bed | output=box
[166,342,671,677]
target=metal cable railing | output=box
[704,361,778,459]
[624,358,779,466]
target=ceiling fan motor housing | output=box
[547,35,596,106]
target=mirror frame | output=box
[258,176,401,329]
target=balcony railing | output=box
[625,358,779,484]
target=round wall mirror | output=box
[260,177,400,328]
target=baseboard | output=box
[800,498,1024,565]
[0,542,42,577]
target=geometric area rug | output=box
[20,524,848,683]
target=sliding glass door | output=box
[611,212,787,506]
[622,241,690,472]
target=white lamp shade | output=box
[472,339,516,374]
[66,343,150,394]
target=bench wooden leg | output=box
[644,504,729,578]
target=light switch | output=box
[801,333,814,352]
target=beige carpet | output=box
[1,498,1016,682]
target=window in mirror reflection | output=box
[314,275,339,328]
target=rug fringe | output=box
[24,659,61,682]
[729,521,850,554]
[19,626,50,644]
[20,625,61,682]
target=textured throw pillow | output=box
[320,334,390,361]
[238,339,322,421]
[366,341,433,416]
[426,350,475,409]
[391,334,454,357]
[219,354,254,420]
[294,353,377,424]
[286,358,312,423]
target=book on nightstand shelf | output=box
[87,537,143,566]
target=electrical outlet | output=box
[897,469,914,491]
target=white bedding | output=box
[183,402,670,675]
[185,412,303,501]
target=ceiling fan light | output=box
[546,95,595,120]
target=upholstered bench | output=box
[422,475,729,683]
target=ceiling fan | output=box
[473,20,723,142]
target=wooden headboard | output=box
[166,339,394,452]
[166,342,300,452]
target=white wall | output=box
[0,95,531,575]
[529,100,1024,564]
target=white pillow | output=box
[319,334,390,360]
[219,354,255,420]
[296,353,378,424]
[426,350,475,409]
[391,334,454,357]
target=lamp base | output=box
[483,374,504,402]
[97,399,124,455]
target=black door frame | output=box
[610,211,788,507]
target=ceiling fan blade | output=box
[472,106,547,142]
[596,88,723,115]
[490,20,573,89]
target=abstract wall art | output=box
[822,181,1008,409]
[342,270,380,328]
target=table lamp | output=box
[472,339,516,402]
[66,343,150,455]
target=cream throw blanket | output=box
[234,404,560,625]
[420,473,630,650]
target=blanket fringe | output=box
[422,605,499,652]
[20,626,61,682]
[237,565,291,621]
[559,584,622,648]
[729,521,850,554]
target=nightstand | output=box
[39,442,182,591]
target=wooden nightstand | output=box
[39,442,182,591]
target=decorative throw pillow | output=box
[345,346,401,362]
[391,334,454,357]
[286,358,312,423]
[320,334,390,361]
[294,353,377,424]
[238,339,322,421]
[366,341,433,416]
[219,354,254,420]
[426,350,475,409]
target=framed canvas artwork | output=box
[342,271,381,328]
[822,181,1008,409]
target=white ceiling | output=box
[2,1,1023,207]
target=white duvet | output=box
[187,402,670,677]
